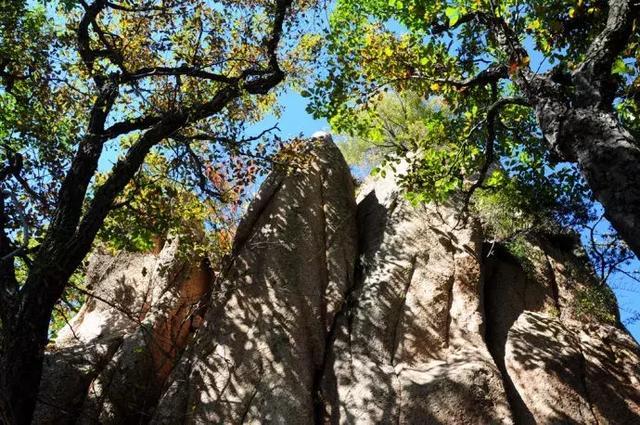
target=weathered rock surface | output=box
[484,234,640,425]
[151,134,358,424]
[34,238,210,424]
[321,167,513,424]
[504,311,640,424]
[35,136,640,425]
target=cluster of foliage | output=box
[309,0,639,128]
[1,0,317,258]
[0,0,306,326]
[319,0,640,320]
[336,91,590,238]
[95,139,274,255]
[575,284,618,324]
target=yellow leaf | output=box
[528,19,541,30]
[384,46,394,57]
[430,82,440,91]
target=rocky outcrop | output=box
[35,135,640,424]
[483,234,640,424]
[151,134,358,424]
[34,238,210,424]
[321,167,513,424]
[504,311,640,424]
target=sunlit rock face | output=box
[504,312,640,424]
[321,168,513,424]
[33,238,210,425]
[35,136,640,425]
[151,136,358,424]
[484,235,640,424]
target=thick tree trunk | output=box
[537,103,640,260]
[1,288,52,425]
[569,110,640,258]
[501,0,640,260]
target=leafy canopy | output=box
[308,0,637,231]
[338,91,589,235]
[0,1,321,394]
[0,0,319,273]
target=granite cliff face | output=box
[35,135,640,424]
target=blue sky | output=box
[251,90,331,139]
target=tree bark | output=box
[563,109,640,258]
[1,274,55,425]
[477,0,640,258]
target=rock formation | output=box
[35,135,640,424]
[151,133,358,424]
[34,238,211,424]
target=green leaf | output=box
[612,58,628,75]
[445,7,461,26]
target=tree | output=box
[0,0,318,422]
[307,0,640,260]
